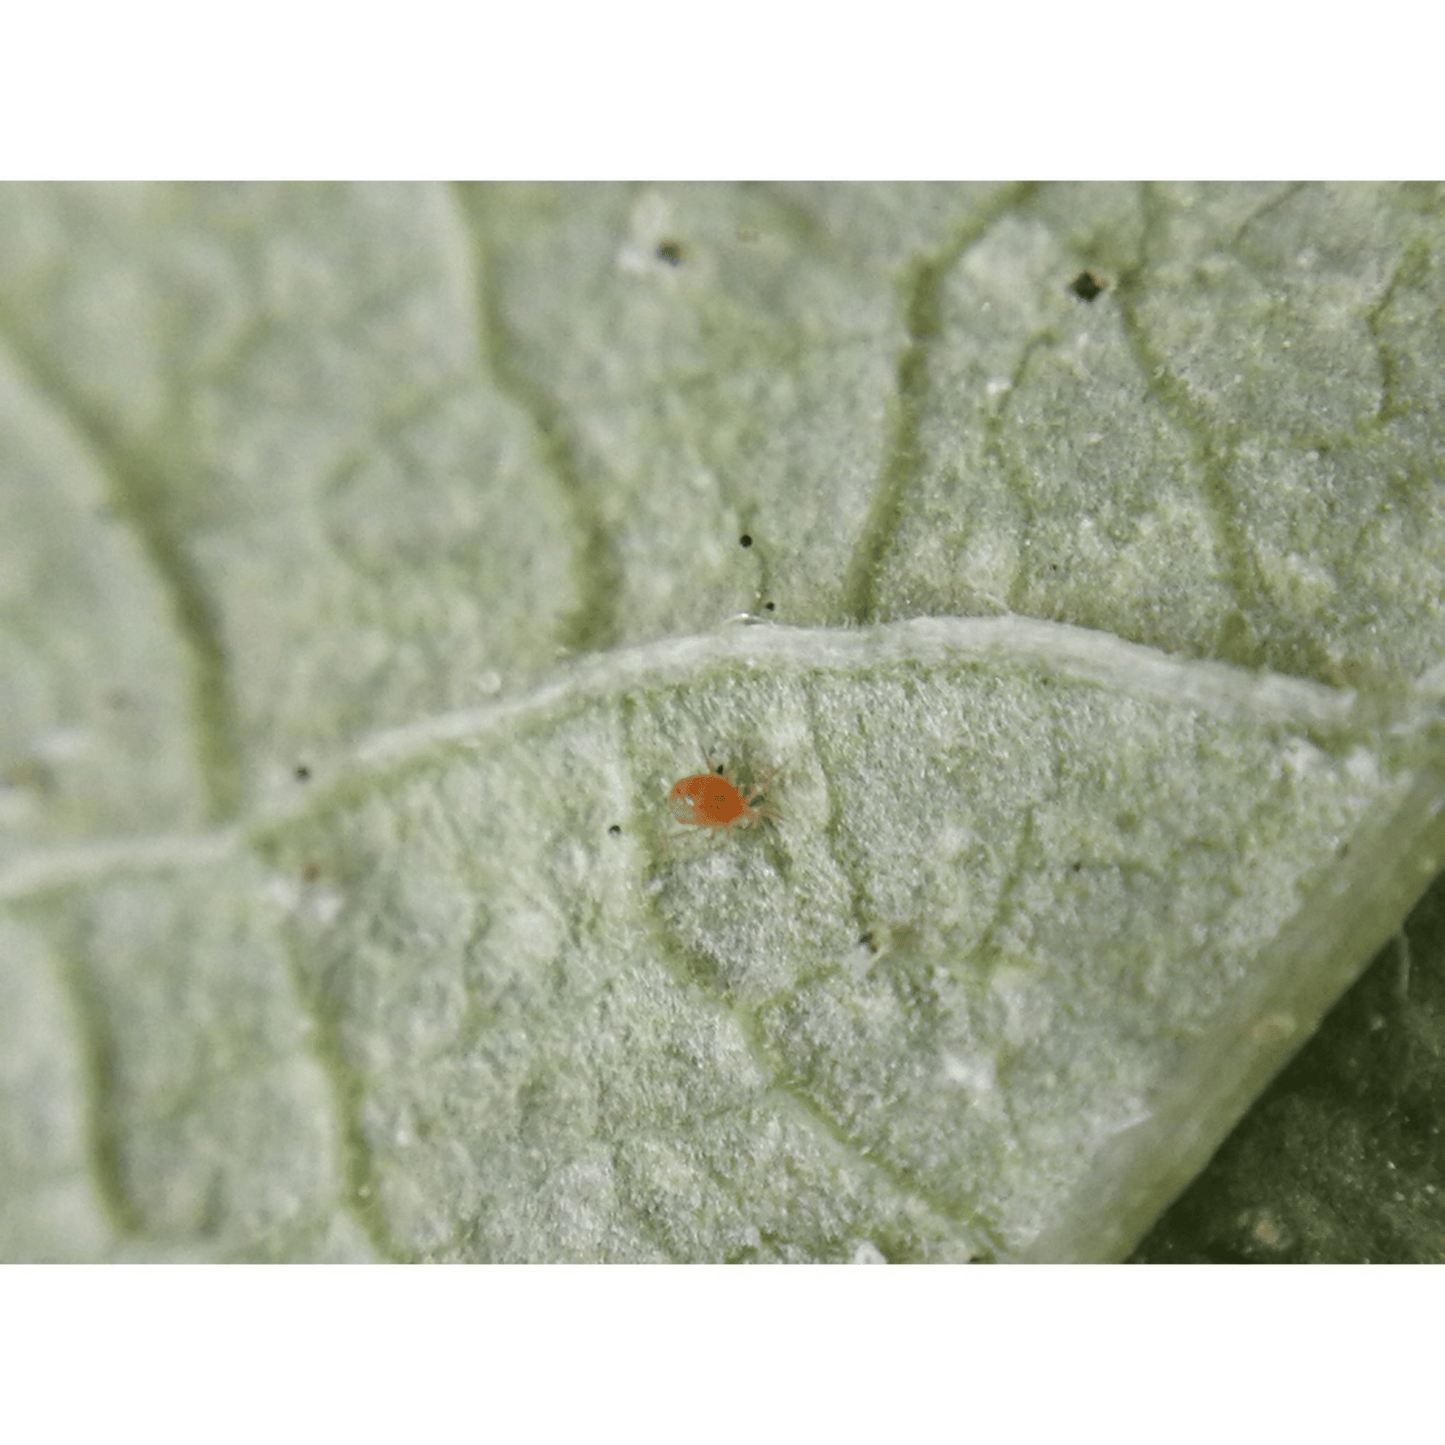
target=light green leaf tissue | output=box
[2,183,1442,1260]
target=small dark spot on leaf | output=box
[294,764,311,781]
[3,758,54,793]
[739,533,753,548]
[608,824,621,836]
[1070,270,1105,302]
[858,931,876,952]
[656,240,683,266]
[763,601,775,612]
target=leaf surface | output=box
[2,183,1442,1260]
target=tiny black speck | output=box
[739,533,753,547]
[1070,270,1105,302]
[763,601,775,612]
[295,765,311,781]
[608,824,621,836]
[656,240,683,266]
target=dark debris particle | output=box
[1070,270,1105,302]
[294,764,311,781]
[763,601,775,612]
[656,240,683,266]
[608,824,622,836]
[739,533,753,548]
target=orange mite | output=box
[664,755,780,848]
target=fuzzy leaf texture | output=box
[2,183,1443,1262]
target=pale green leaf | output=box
[2,183,1442,1261]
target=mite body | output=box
[664,755,780,848]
